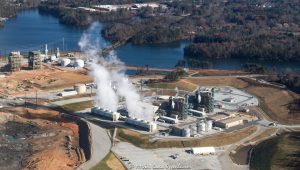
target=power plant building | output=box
[159,116,179,124]
[91,107,120,121]
[209,112,258,129]
[28,51,42,70]
[191,88,215,113]
[9,51,22,72]
[167,97,186,119]
[126,117,157,132]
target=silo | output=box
[182,128,190,137]
[74,59,84,68]
[74,84,87,94]
[206,120,213,131]
[61,58,71,66]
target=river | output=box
[0,10,299,71]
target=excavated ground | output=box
[0,108,85,170]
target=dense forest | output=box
[0,0,40,18]
[182,0,300,61]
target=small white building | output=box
[191,147,215,155]
[58,91,78,97]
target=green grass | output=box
[62,100,93,113]
[117,129,183,148]
[90,152,112,170]
[147,83,174,89]
[116,127,257,149]
[250,132,300,170]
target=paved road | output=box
[78,121,112,170]
[218,126,265,170]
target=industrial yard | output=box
[112,142,222,170]
[0,44,299,170]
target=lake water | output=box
[0,10,299,71]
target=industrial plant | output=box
[3,44,86,74]
[83,83,258,138]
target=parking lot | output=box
[112,142,223,170]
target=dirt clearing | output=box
[0,107,84,170]
[246,86,300,124]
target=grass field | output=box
[62,101,93,113]
[250,132,300,170]
[90,152,125,170]
[148,79,197,92]
[116,126,257,149]
[247,128,277,143]
[186,77,250,89]
[246,86,300,124]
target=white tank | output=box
[61,58,71,66]
[74,59,84,68]
[206,120,213,131]
[182,128,190,137]
[50,55,56,61]
[74,84,87,94]
[197,122,206,132]
[191,125,197,135]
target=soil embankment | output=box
[0,107,88,170]
[62,114,91,160]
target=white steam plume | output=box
[78,23,153,121]
[79,23,118,111]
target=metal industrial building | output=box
[28,51,42,70]
[8,51,22,72]
[91,107,120,121]
[126,117,157,132]
[209,112,257,129]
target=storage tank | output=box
[206,120,213,131]
[74,84,87,94]
[197,122,206,133]
[190,125,197,135]
[50,55,56,61]
[149,122,157,133]
[74,59,84,68]
[182,128,191,137]
[61,58,71,66]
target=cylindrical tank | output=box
[191,125,197,135]
[50,55,56,61]
[206,120,213,131]
[74,59,84,67]
[61,58,71,66]
[74,84,87,94]
[182,128,190,137]
[197,122,206,133]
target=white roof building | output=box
[191,147,216,155]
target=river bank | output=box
[0,9,299,72]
